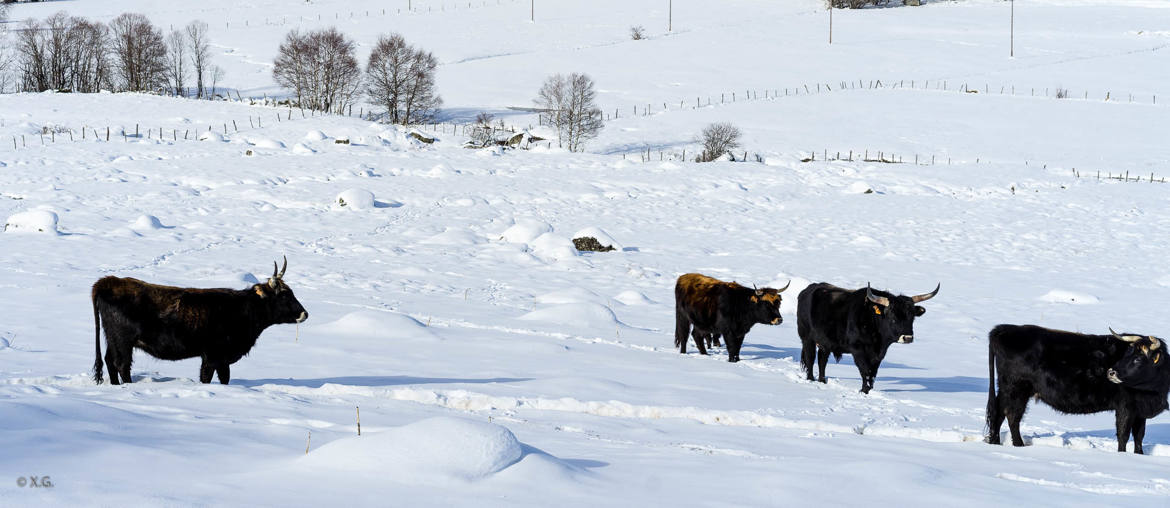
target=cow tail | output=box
[985,338,999,442]
[674,305,688,350]
[92,290,104,385]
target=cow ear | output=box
[872,305,883,316]
[1155,353,1163,365]
[254,285,269,299]
[914,305,926,317]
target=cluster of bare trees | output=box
[273,28,362,114]
[273,28,442,122]
[8,11,221,96]
[535,73,603,152]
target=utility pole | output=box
[531,0,534,22]
[1010,0,1015,57]
[669,0,672,32]
[829,5,833,44]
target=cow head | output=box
[1107,331,1170,392]
[749,281,790,326]
[864,282,939,344]
[253,256,309,324]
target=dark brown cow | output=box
[92,258,308,385]
[674,273,789,362]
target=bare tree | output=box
[67,17,111,93]
[696,122,742,162]
[164,29,187,96]
[469,112,495,147]
[184,21,210,98]
[0,4,11,93]
[273,27,361,113]
[209,64,223,98]
[535,72,603,152]
[365,33,442,125]
[108,13,167,92]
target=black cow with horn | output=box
[986,324,1170,453]
[796,282,939,393]
[91,257,309,385]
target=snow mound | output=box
[421,228,483,245]
[247,137,285,149]
[130,215,166,231]
[571,227,624,251]
[336,189,376,210]
[529,233,578,260]
[845,181,875,194]
[0,336,9,350]
[304,130,328,141]
[500,220,552,243]
[614,290,655,306]
[425,164,459,178]
[1039,290,1099,305]
[198,131,226,142]
[303,416,522,482]
[292,143,316,155]
[4,210,59,234]
[519,302,623,328]
[323,311,437,341]
[534,287,605,306]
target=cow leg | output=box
[726,334,743,363]
[816,347,830,383]
[1131,418,1146,455]
[1115,409,1134,453]
[800,338,817,381]
[986,392,1007,445]
[104,349,121,386]
[853,352,873,393]
[216,364,231,385]
[691,329,708,355]
[1001,384,1030,447]
[199,356,216,384]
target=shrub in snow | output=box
[336,188,375,209]
[4,210,59,234]
[572,237,614,252]
[572,227,623,251]
[629,26,646,40]
[696,122,742,162]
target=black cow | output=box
[674,273,789,362]
[986,325,1170,454]
[92,257,308,385]
[796,282,939,393]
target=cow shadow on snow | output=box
[879,375,987,393]
[233,375,534,389]
[1029,423,1170,449]
[741,343,926,371]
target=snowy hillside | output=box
[2,0,1170,506]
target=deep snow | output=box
[2,0,1170,506]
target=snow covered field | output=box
[2,0,1170,506]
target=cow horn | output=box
[279,255,288,279]
[866,283,890,307]
[1109,328,1143,343]
[776,280,791,293]
[753,283,763,297]
[1150,338,1161,350]
[269,262,279,288]
[911,283,940,303]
